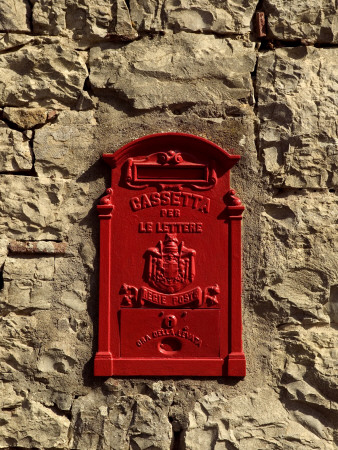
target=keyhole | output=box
[163,315,177,329]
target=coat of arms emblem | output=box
[144,234,196,294]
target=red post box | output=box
[94,133,246,377]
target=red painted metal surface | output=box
[94,133,246,377]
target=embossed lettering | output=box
[196,223,202,232]
[160,209,181,217]
[130,197,141,210]
[192,194,203,209]
[142,288,167,304]
[181,192,192,206]
[139,222,153,233]
[136,334,152,347]
[137,328,202,347]
[172,290,199,305]
[150,192,161,206]
[140,286,202,307]
[156,222,203,233]
[198,197,210,213]
[171,192,181,206]
[130,191,210,213]
[141,195,152,209]
[161,191,171,206]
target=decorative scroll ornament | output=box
[226,189,242,206]
[124,150,217,191]
[120,284,138,306]
[99,187,114,206]
[204,285,220,306]
[145,234,196,294]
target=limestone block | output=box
[0,122,32,172]
[284,381,331,410]
[89,33,256,110]
[0,1,31,32]
[71,390,173,449]
[0,399,70,448]
[53,257,91,313]
[52,391,73,411]
[32,0,137,47]
[2,257,55,312]
[59,290,86,312]
[0,175,90,240]
[0,34,34,52]
[0,176,65,240]
[277,329,338,416]
[0,39,88,108]
[0,306,91,399]
[22,309,92,396]
[130,0,259,34]
[37,345,77,374]
[0,381,24,409]
[257,47,338,188]
[259,191,338,326]
[264,0,338,43]
[34,110,97,179]
[0,314,39,382]
[3,107,48,130]
[185,388,335,449]
[70,390,113,449]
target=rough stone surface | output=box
[0,1,31,32]
[0,0,337,448]
[259,190,338,326]
[185,387,336,449]
[3,107,48,130]
[2,256,55,312]
[89,33,256,110]
[0,399,70,448]
[32,0,137,47]
[130,0,259,34]
[257,46,338,188]
[0,122,32,172]
[34,110,98,178]
[0,39,88,108]
[0,175,90,240]
[70,383,174,449]
[264,0,338,43]
[0,33,34,52]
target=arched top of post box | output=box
[102,133,240,170]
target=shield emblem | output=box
[144,234,196,293]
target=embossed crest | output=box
[144,234,196,294]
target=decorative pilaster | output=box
[94,188,114,376]
[226,189,246,376]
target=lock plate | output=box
[120,309,220,357]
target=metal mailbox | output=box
[94,133,246,377]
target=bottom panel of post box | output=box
[120,309,220,358]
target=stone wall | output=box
[0,1,337,449]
